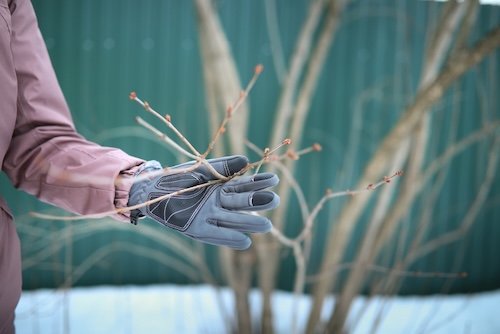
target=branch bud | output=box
[286,149,299,160]
[254,64,264,75]
[129,92,137,100]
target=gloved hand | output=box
[128,155,279,250]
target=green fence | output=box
[1,0,499,295]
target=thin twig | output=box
[253,138,292,175]
[202,65,263,158]
[135,116,197,159]
[295,171,404,244]
[246,140,319,224]
[305,262,467,284]
[30,179,223,221]
[130,92,201,156]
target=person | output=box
[0,1,279,333]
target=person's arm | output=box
[2,0,144,221]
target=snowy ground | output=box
[15,284,500,333]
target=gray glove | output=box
[128,155,279,250]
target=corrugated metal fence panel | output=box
[2,0,498,294]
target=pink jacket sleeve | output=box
[1,0,144,221]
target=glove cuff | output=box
[129,160,163,224]
[134,160,162,176]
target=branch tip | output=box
[283,138,292,145]
[313,143,322,151]
[129,92,137,100]
[254,64,264,75]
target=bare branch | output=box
[264,0,287,82]
[407,135,500,263]
[419,120,500,187]
[363,26,500,188]
[130,92,201,156]
[194,0,249,155]
[369,120,499,280]
[269,0,326,148]
[135,116,197,159]
[202,65,263,158]
[30,178,222,221]
[306,262,467,284]
[312,25,500,333]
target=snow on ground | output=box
[14,284,500,333]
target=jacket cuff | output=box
[112,163,145,222]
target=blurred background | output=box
[2,0,500,333]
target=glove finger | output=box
[213,155,249,176]
[210,211,272,234]
[220,190,280,211]
[221,173,279,211]
[173,155,249,179]
[185,222,252,250]
[222,173,279,193]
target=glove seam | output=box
[129,160,162,224]
[146,184,220,232]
